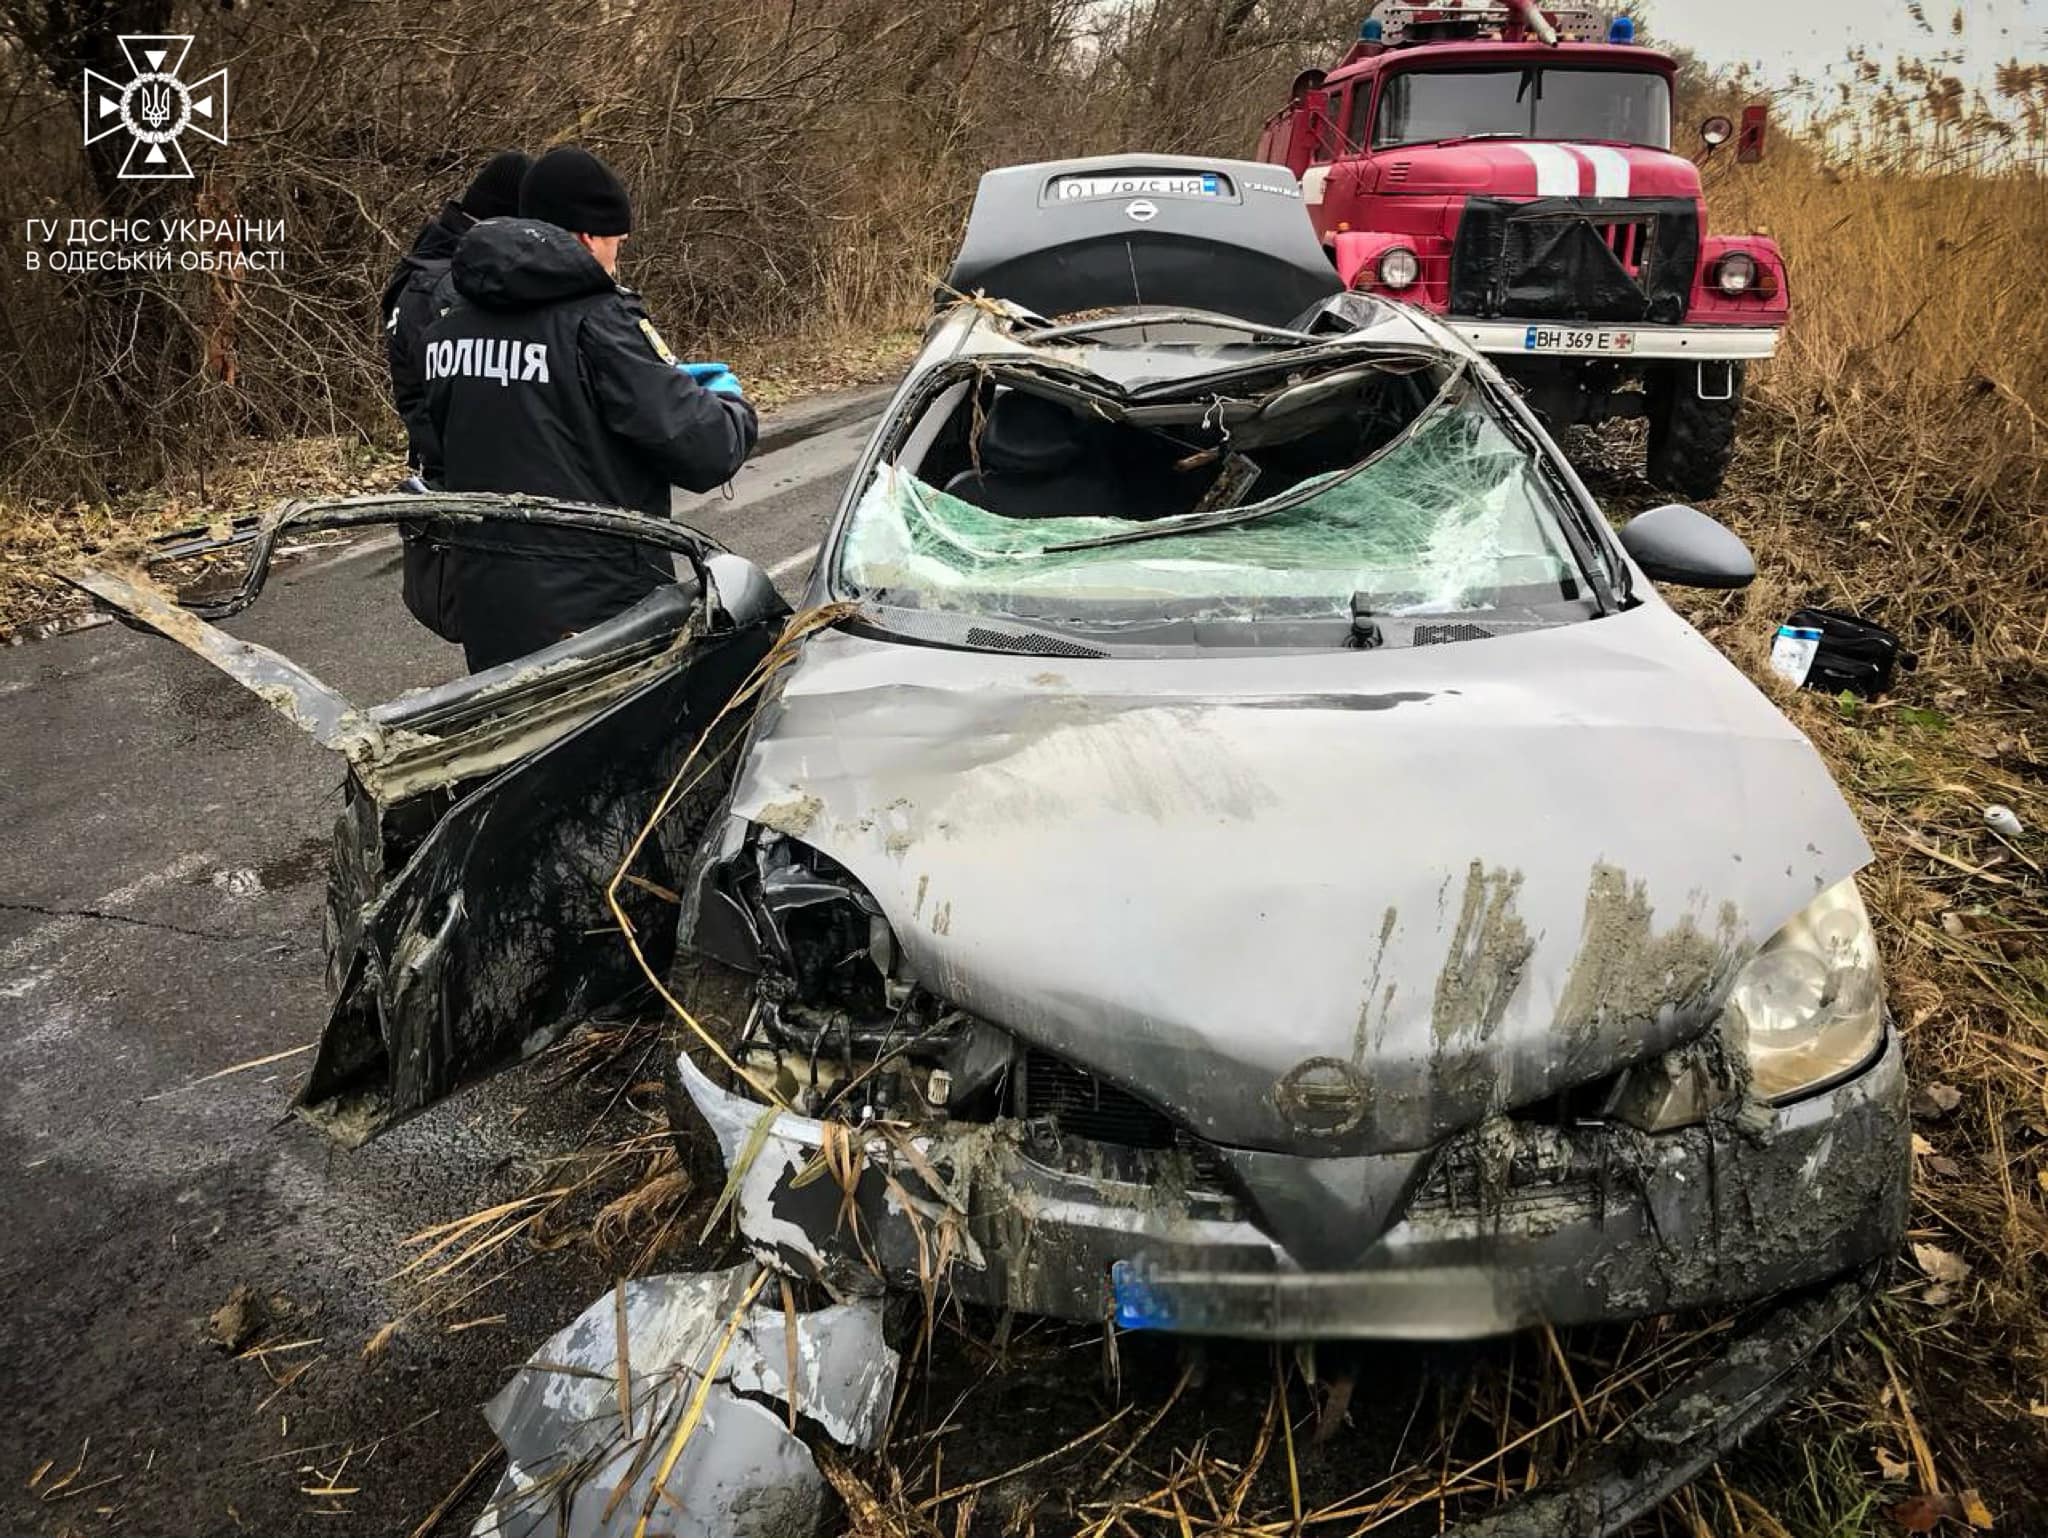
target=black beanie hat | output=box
[519,146,633,237]
[459,151,532,220]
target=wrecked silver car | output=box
[73,155,1908,1531]
[664,156,1907,1351]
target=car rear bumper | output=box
[672,1027,1907,1341]
[1452,320,1782,361]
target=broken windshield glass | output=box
[838,385,1581,622]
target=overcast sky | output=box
[1649,0,2046,97]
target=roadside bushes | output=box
[0,0,1357,502]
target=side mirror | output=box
[1302,87,1337,158]
[1699,114,1734,149]
[1737,103,1768,163]
[703,551,791,626]
[1618,503,1755,589]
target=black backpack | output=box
[1784,607,1915,699]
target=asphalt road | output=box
[0,387,887,1538]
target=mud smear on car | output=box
[1552,862,1745,1079]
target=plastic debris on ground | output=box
[471,1265,898,1538]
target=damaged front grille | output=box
[1408,1128,1609,1220]
[1020,1048,1174,1147]
[1017,1049,1236,1193]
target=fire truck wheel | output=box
[1646,362,1744,499]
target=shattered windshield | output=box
[836,381,1583,627]
[1374,68,1672,149]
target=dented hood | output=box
[726,604,1869,1157]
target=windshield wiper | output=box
[1040,360,1471,555]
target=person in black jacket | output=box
[383,151,530,644]
[381,150,531,469]
[422,146,757,673]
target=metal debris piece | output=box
[471,1266,898,1538]
[1984,804,2023,837]
[725,1301,896,1450]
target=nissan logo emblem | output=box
[1124,199,1158,223]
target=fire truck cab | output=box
[1258,2,1786,497]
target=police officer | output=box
[382,150,531,470]
[382,150,530,643]
[422,146,757,672]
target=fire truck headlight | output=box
[1715,251,1758,295]
[1377,247,1419,289]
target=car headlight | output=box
[1377,247,1419,289]
[1715,252,1758,295]
[1724,877,1884,1101]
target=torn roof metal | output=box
[921,289,1480,389]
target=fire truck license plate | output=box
[1524,326,1636,354]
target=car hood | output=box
[723,603,1869,1157]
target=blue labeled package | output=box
[1770,624,1823,687]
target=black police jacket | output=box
[382,205,474,645]
[380,203,467,471]
[422,219,757,671]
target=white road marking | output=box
[307,531,402,570]
[0,850,211,975]
[1509,142,1582,196]
[1571,145,1632,198]
[766,544,819,581]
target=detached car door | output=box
[66,493,789,1144]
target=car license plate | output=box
[1110,1259,1176,1330]
[1052,172,1226,202]
[1523,325,1636,354]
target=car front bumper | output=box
[671,1028,1907,1342]
[1451,320,1782,361]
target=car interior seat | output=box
[944,387,1226,522]
[943,389,1114,520]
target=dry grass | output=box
[1641,124,2048,1531]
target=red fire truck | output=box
[1257,2,1785,497]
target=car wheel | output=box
[1646,361,1744,499]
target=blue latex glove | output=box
[680,360,745,398]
